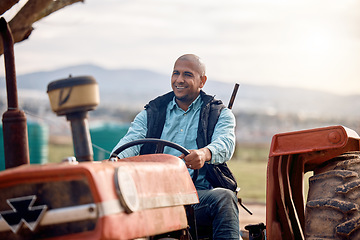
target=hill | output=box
[1,64,360,143]
[2,63,360,117]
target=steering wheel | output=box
[110,138,198,183]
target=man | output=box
[112,54,240,239]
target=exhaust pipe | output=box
[0,17,30,168]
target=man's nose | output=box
[175,74,185,83]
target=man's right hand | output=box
[179,147,212,169]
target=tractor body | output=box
[0,154,198,239]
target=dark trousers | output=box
[194,188,240,239]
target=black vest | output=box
[139,91,238,191]
[139,90,225,155]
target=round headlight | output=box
[114,167,139,213]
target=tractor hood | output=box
[0,154,198,240]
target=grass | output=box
[48,143,74,163]
[229,144,269,203]
[228,160,267,203]
[233,143,270,163]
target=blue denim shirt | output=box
[111,95,236,189]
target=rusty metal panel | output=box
[269,126,359,157]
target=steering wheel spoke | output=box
[155,142,165,154]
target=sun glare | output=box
[301,28,334,54]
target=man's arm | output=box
[180,108,236,168]
[110,110,148,158]
[205,108,236,164]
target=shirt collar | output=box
[169,94,202,113]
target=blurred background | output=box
[1,0,360,202]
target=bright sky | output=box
[1,0,360,95]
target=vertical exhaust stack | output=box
[0,17,30,169]
[47,75,99,162]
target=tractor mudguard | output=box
[266,125,360,240]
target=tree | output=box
[0,0,83,55]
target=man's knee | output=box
[196,188,239,216]
[211,188,238,205]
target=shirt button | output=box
[180,129,183,132]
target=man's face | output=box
[171,59,206,108]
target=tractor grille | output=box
[0,178,97,240]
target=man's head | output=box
[171,54,207,110]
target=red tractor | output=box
[0,18,199,240]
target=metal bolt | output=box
[328,131,341,144]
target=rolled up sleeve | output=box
[206,108,236,164]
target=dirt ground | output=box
[239,202,266,231]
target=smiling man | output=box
[171,54,207,111]
[112,54,240,239]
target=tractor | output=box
[0,17,199,240]
[1,16,360,240]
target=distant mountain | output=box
[1,63,360,118]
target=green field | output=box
[48,142,270,202]
[229,144,269,203]
[228,160,267,203]
[48,143,74,162]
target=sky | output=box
[1,0,360,95]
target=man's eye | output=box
[172,71,180,75]
[185,73,193,77]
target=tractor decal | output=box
[0,195,47,233]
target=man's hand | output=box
[179,147,212,169]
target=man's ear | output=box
[200,75,207,88]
